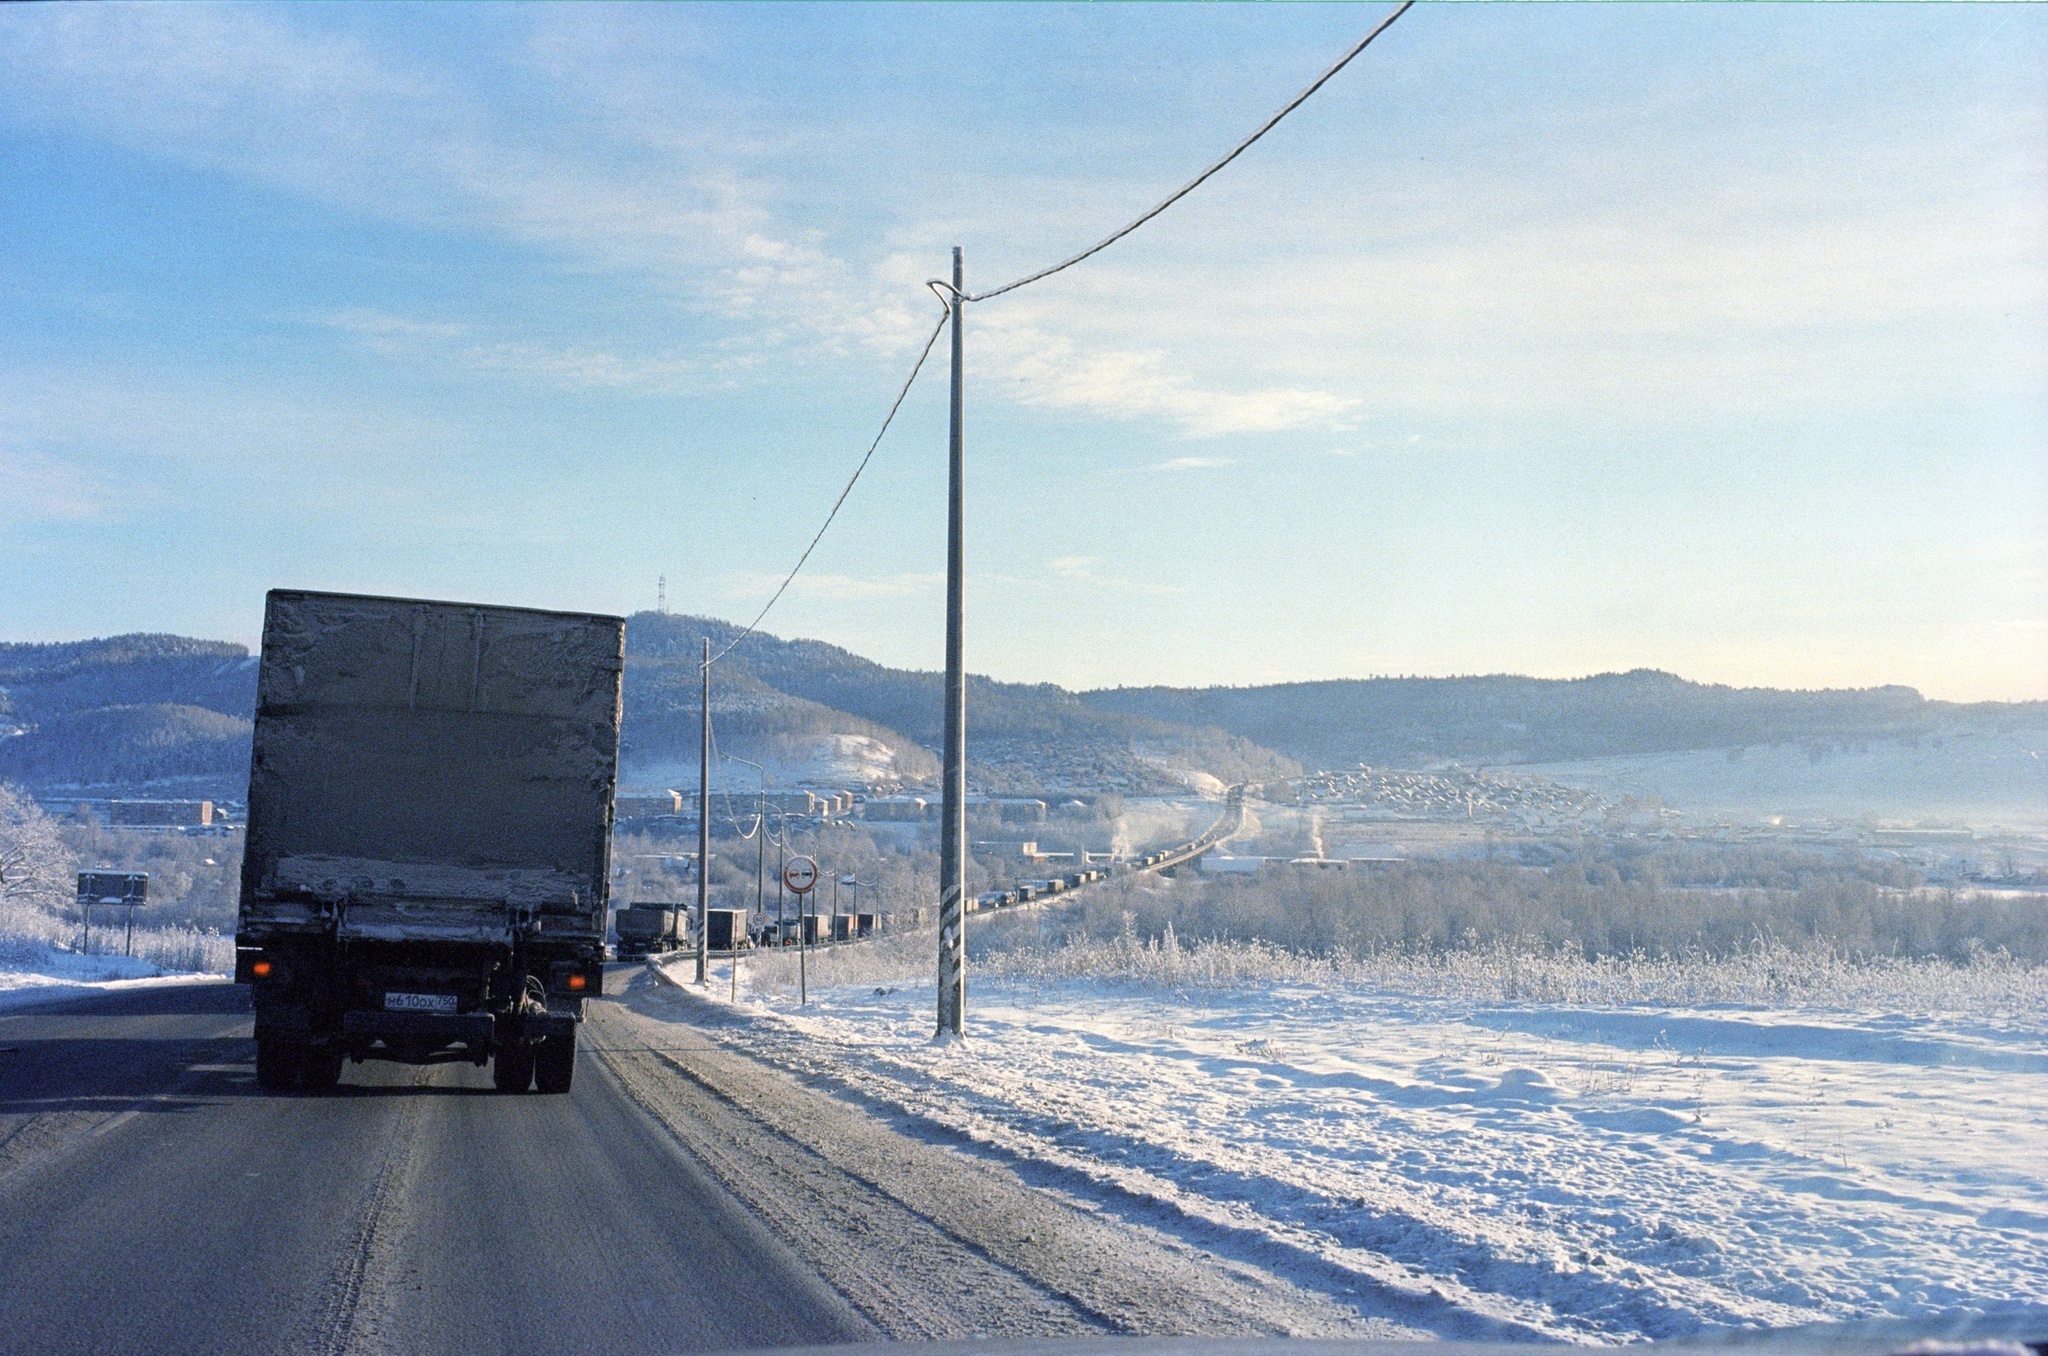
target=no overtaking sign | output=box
[782,855,818,894]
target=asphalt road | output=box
[0,978,870,1356]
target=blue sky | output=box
[2,3,2042,701]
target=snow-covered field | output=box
[667,949,2048,1344]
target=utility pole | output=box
[696,636,710,986]
[936,245,967,1039]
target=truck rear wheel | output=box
[533,1032,575,1094]
[255,1035,300,1091]
[493,1042,534,1093]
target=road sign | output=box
[782,855,818,894]
[77,872,147,906]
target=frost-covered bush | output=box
[1,781,233,974]
[1044,861,2048,964]
[56,820,241,932]
[123,924,234,974]
[742,924,936,995]
[975,920,2047,1020]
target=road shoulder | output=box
[592,970,1420,1341]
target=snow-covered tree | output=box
[0,782,74,916]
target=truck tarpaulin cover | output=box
[239,590,625,944]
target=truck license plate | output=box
[384,992,457,1013]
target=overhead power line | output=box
[706,298,952,669]
[705,2,1410,670]
[965,0,1414,304]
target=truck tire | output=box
[533,1033,575,1094]
[493,1042,534,1093]
[302,1047,345,1092]
[255,1035,300,1091]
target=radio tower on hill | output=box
[657,575,667,615]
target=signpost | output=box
[77,871,147,956]
[783,855,817,1005]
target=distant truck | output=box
[234,589,625,1095]
[613,903,682,959]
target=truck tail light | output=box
[238,951,286,984]
[547,961,599,996]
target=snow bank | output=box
[648,952,2048,1343]
[0,947,228,1011]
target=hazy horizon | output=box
[4,4,2043,701]
[4,606,2042,708]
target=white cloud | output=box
[1147,455,1234,472]
[0,365,479,523]
[3,3,2041,437]
[316,310,706,395]
[0,6,892,356]
[979,319,1360,437]
[0,447,117,525]
[1041,555,1181,596]
[722,571,942,602]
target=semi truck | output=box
[234,589,625,1095]
[612,903,682,959]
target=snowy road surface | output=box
[684,965,2048,1345]
[0,975,866,1355]
[0,967,1416,1354]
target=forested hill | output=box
[1078,669,2048,770]
[0,637,260,792]
[6,623,2037,797]
[626,612,1295,792]
[0,617,1297,796]
[0,636,258,722]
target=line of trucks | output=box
[610,903,752,958]
[232,588,1243,1096]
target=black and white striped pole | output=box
[697,636,710,986]
[936,245,967,1040]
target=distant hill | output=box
[9,623,2033,807]
[0,636,257,724]
[0,616,1298,798]
[1077,669,2048,770]
[626,612,1296,793]
[0,703,253,790]
[0,638,260,795]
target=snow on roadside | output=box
[0,948,228,1011]
[651,955,2048,1344]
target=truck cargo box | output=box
[239,590,625,947]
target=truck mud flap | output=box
[501,1010,578,1041]
[342,1010,496,1045]
[253,1005,313,1038]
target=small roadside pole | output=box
[784,854,817,1005]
